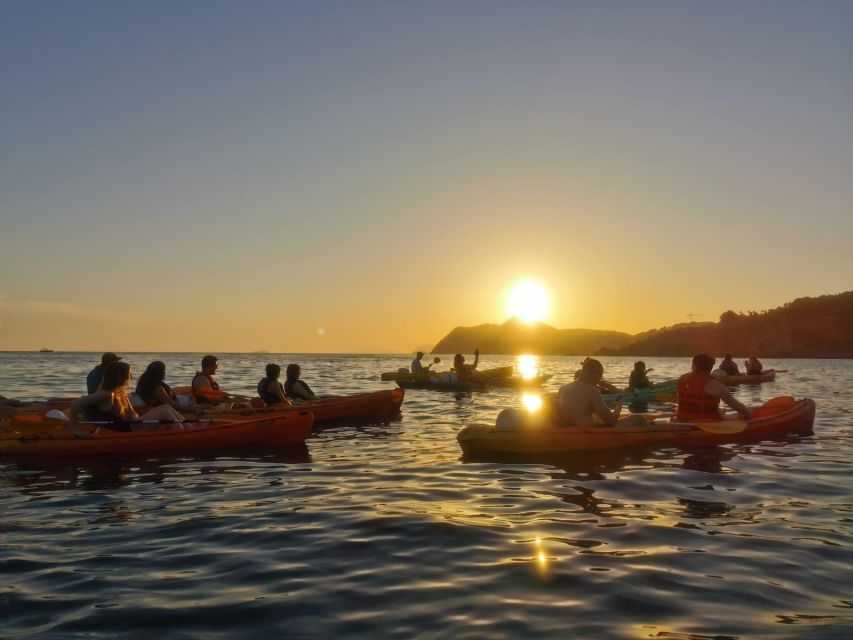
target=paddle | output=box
[650,418,748,434]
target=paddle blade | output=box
[695,421,748,434]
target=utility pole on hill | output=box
[687,313,700,324]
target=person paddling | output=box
[677,354,751,421]
[258,364,292,406]
[411,352,440,374]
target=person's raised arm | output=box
[472,349,480,370]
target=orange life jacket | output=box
[192,373,228,401]
[676,371,721,421]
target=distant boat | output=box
[39,348,54,353]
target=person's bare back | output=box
[558,379,616,427]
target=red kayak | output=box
[1,410,314,456]
[169,388,405,426]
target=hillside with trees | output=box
[598,291,853,358]
[431,318,633,355]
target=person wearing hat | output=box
[410,352,440,374]
[86,352,122,394]
[627,361,653,391]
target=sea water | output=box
[1,353,851,638]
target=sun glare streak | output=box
[522,393,542,412]
[517,354,538,379]
[506,280,550,323]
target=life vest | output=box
[676,372,721,421]
[193,373,228,401]
[257,378,287,405]
[284,378,314,400]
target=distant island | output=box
[431,291,853,358]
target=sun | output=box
[507,280,550,324]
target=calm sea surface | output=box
[1,353,851,639]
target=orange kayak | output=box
[457,398,815,456]
[0,410,314,456]
[164,388,405,426]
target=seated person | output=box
[257,364,292,406]
[559,358,647,427]
[452,349,480,382]
[627,361,652,391]
[718,353,740,376]
[136,361,202,414]
[745,356,763,376]
[411,352,439,374]
[284,364,317,402]
[86,352,122,394]
[191,355,231,404]
[69,362,184,438]
[677,353,751,422]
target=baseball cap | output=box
[101,352,121,365]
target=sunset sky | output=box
[1,1,851,353]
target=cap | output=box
[101,352,121,365]
[416,351,425,359]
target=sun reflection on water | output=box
[522,394,543,412]
[517,355,538,379]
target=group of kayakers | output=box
[4,350,773,439]
[407,350,769,430]
[712,353,767,377]
[411,350,480,382]
[61,353,323,438]
[555,353,752,429]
